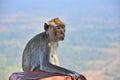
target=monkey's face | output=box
[44,17,65,42]
[54,25,65,41]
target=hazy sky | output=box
[0,0,120,32]
[1,0,119,17]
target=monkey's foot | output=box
[68,73,87,80]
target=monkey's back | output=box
[22,32,49,72]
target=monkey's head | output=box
[44,17,65,42]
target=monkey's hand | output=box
[68,71,87,80]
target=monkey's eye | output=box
[57,26,61,29]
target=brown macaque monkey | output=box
[22,18,87,80]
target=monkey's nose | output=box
[60,30,65,34]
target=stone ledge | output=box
[9,71,85,80]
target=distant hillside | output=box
[0,25,120,80]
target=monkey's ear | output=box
[44,23,49,31]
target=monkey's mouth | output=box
[60,34,65,40]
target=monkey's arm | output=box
[41,62,86,80]
[41,62,73,75]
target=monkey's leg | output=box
[41,63,87,80]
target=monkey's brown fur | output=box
[22,18,87,80]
